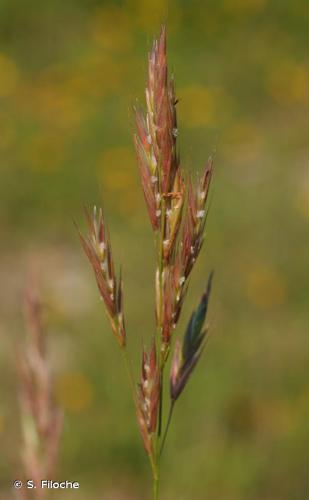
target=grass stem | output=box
[149,452,159,500]
[153,474,159,500]
[120,347,137,408]
[158,368,164,437]
[160,400,175,456]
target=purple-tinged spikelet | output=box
[137,340,160,454]
[79,207,126,346]
[181,158,213,279]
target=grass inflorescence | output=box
[79,26,214,499]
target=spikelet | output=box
[181,157,213,279]
[134,26,184,235]
[79,207,126,347]
[170,272,213,401]
[136,340,160,454]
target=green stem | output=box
[153,474,159,500]
[158,368,164,438]
[160,400,175,457]
[120,347,137,408]
[149,450,159,500]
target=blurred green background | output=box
[1,0,309,498]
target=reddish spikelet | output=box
[160,264,189,358]
[148,27,178,194]
[162,170,185,264]
[134,132,160,230]
[137,341,160,454]
[79,207,126,346]
[17,282,63,489]
[157,159,213,348]
[170,338,181,397]
[162,270,174,345]
[160,265,188,353]
[181,158,214,279]
[134,26,181,234]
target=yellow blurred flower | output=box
[0,53,19,97]
[225,121,262,148]
[98,147,139,215]
[55,372,93,413]
[32,82,84,131]
[69,51,125,98]
[224,121,264,167]
[246,267,287,309]
[92,6,134,53]
[178,85,218,128]
[23,130,67,171]
[223,0,265,14]
[267,61,309,106]
[98,147,135,187]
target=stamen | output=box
[163,239,170,249]
[100,261,108,272]
[151,153,157,167]
[98,241,106,254]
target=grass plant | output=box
[79,26,214,499]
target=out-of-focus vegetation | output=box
[1,1,308,498]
